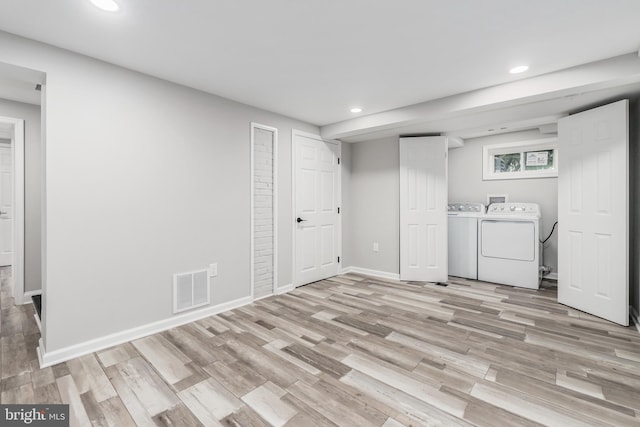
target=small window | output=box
[483,138,557,180]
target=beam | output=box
[321,53,640,141]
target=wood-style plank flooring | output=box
[2,265,640,426]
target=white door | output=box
[0,142,13,267]
[294,132,340,286]
[399,136,448,282]
[558,100,628,326]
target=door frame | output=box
[291,129,342,287]
[250,122,279,300]
[0,116,25,305]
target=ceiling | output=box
[0,0,639,130]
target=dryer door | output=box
[480,220,535,261]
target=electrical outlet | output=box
[373,242,379,252]
[209,263,218,277]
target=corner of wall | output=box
[340,142,352,268]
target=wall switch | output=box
[373,242,379,252]
[209,263,218,277]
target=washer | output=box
[478,202,541,289]
[448,202,485,280]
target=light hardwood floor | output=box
[2,266,640,426]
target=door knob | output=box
[296,217,307,223]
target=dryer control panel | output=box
[487,202,540,216]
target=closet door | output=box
[558,100,628,326]
[399,136,448,282]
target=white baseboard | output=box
[34,313,42,334]
[544,272,558,281]
[631,306,640,333]
[341,266,400,281]
[276,283,294,295]
[37,338,45,367]
[38,295,253,368]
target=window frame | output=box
[482,137,558,181]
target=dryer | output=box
[448,202,485,279]
[478,203,541,289]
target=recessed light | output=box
[509,65,529,74]
[350,107,362,113]
[90,0,119,12]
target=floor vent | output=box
[173,269,210,313]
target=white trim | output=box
[34,313,42,333]
[631,306,640,333]
[250,124,255,300]
[336,139,342,275]
[291,130,295,287]
[291,129,342,288]
[37,294,253,368]
[275,283,294,295]
[250,123,279,300]
[273,126,279,297]
[37,338,45,367]
[40,83,47,348]
[544,272,558,281]
[483,137,558,181]
[0,116,25,305]
[341,266,401,281]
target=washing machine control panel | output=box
[487,202,540,216]
[447,203,486,213]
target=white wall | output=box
[448,130,559,275]
[0,98,41,293]
[0,31,317,354]
[347,137,399,274]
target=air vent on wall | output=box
[173,269,210,313]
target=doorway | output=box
[0,116,25,305]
